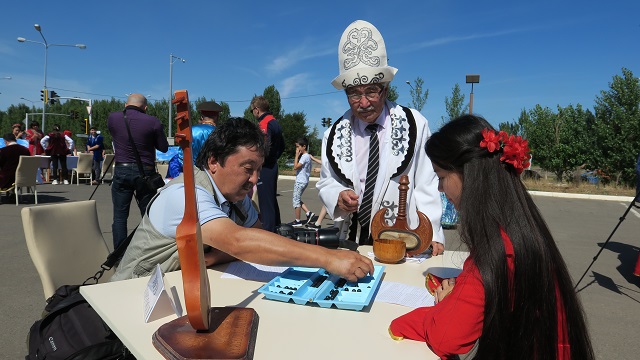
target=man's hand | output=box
[431,241,444,256]
[337,189,359,213]
[325,249,375,282]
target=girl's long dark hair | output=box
[426,115,594,359]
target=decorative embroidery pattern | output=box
[341,72,385,88]
[335,121,353,162]
[379,200,398,224]
[390,112,408,156]
[342,26,380,71]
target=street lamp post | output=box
[405,80,415,91]
[169,53,186,137]
[17,24,86,131]
[20,97,36,110]
[465,74,480,114]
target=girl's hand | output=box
[435,277,455,304]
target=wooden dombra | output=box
[152,90,258,360]
[370,175,433,256]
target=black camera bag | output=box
[26,285,128,360]
[25,226,137,360]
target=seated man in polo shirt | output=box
[111,117,374,282]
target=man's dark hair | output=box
[3,133,16,142]
[196,117,268,169]
[30,121,39,128]
[90,126,97,131]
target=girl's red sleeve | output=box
[389,257,485,358]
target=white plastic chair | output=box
[21,200,114,299]
[101,154,115,183]
[71,153,93,185]
[14,156,41,205]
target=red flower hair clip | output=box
[479,128,531,175]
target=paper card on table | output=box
[143,264,182,323]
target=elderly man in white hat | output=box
[317,20,444,255]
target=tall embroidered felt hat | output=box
[331,20,398,90]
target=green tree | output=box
[592,67,640,185]
[307,126,322,157]
[279,111,309,159]
[441,83,468,125]
[520,104,592,181]
[407,77,429,112]
[263,85,283,120]
[2,104,33,133]
[498,121,520,135]
[387,85,399,102]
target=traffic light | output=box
[40,89,48,103]
[84,118,89,134]
[49,91,58,105]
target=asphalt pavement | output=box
[1,177,638,359]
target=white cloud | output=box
[398,28,529,53]
[266,43,334,75]
[279,73,310,97]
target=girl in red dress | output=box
[389,115,594,360]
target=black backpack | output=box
[26,285,129,360]
[25,227,137,360]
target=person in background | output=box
[63,129,76,156]
[0,133,31,189]
[86,126,104,185]
[107,94,169,249]
[40,124,73,185]
[307,206,329,230]
[197,101,223,126]
[288,137,322,227]
[111,117,373,283]
[166,124,215,179]
[12,124,25,140]
[25,121,44,155]
[389,114,594,359]
[251,95,285,232]
[317,20,444,252]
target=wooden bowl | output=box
[373,238,406,264]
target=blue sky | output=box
[1,1,639,134]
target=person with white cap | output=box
[317,20,445,254]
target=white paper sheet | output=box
[374,281,435,308]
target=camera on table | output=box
[276,224,356,250]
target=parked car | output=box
[285,158,295,168]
